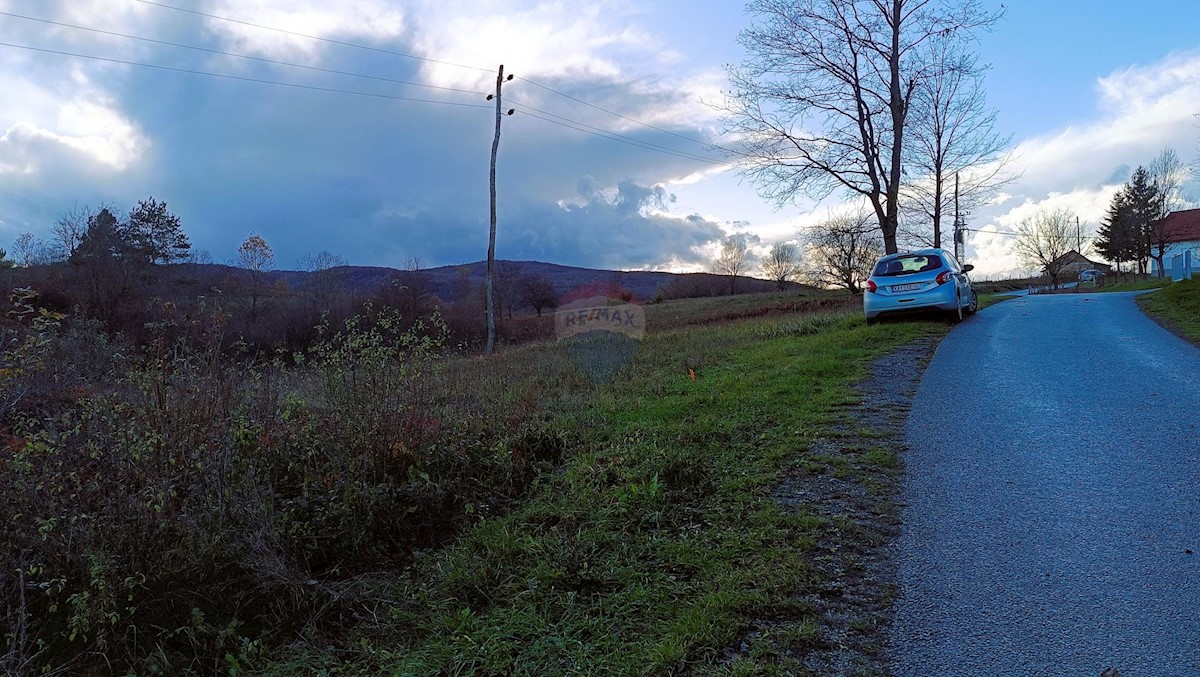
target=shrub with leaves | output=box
[1,296,573,674]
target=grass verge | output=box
[976,292,1014,310]
[1139,278,1200,344]
[1092,277,1172,293]
[267,311,944,674]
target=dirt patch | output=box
[741,335,940,674]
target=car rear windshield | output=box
[873,254,944,277]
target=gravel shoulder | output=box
[769,332,941,674]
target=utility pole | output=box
[1076,215,1081,254]
[953,172,963,262]
[485,65,514,356]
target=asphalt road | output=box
[888,292,1200,676]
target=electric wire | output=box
[969,229,1099,240]
[133,0,493,73]
[515,108,728,166]
[0,10,485,96]
[9,2,730,165]
[0,41,492,108]
[133,0,728,161]
[509,100,730,167]
[516,76,726,153]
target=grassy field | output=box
[2,286,942,674]
[1139,278,1200,344]
[267,309,944,674]
[644,289,856,330]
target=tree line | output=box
[1,201,584,352]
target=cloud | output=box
[368,180,726,270]
[0,0,730,268]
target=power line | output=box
[515,107,729,166]
[517,76,725,153]
[133,0,729,162]
[0,41,491,108]
[134,0,493,74]
[967,228,1099,240]
[509,100,730,167]
[0,10,485,97]
[134,0,728,158]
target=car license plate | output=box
[892,283,922,292]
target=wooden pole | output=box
[485,65,504,355]
[953,172,961,261]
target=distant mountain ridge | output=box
[255,259,809,302]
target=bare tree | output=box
[394,255,434,317]
[237,233,275,321]
[10,233,43,267]
[902,38,1012,248]
[761,242,803,291]
[187,249,214,264]
[713,236,751,295]
[1147,147,1187,277]
[1012,209,1076,289]
[299,250,347,311]
[51,203,91,261]
[519,275,559,317]
[803,213,883,292]
[723,0,1000,255]
[495,261,523,319]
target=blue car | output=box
[863,248,978,323]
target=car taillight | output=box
[866,279,877,293]
[935,271,952,285]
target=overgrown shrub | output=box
[0,296,573,674]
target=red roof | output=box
[1163,208,1200,243]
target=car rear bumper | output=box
[863,283,958,319]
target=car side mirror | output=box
[962,264,974,273]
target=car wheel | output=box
[965,290,979,315]
[950,295,964,324]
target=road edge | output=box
[770,332,943,673]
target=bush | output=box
[0,297,574,674]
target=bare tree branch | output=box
[720,0,1001,255]
[802,212,882,292]
[1012,208,1077,289]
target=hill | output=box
[252,259,811,303]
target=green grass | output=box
[645,289,855,331]
[1139,278,1200,344]
[1091,277,1173,293]
[976,292,1014,310]
[266,310,943,675]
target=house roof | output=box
[1162,208,1200,243]
[1048,250,1110,271]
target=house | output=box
[1047,250,1111,279]
[1150,208,1200,280]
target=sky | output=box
[1,0,1198,278]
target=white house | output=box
[1151,208,1200,280]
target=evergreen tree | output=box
[71,208,132,263]
[1096,187,1139,272]
[1117,167,1162,275]
[128,197,190,264]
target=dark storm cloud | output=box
[372,180,725,269]
[0,1,731,269]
